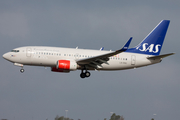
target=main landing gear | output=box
[80,69,91,78]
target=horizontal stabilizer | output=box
[147,53,175,60]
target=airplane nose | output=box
[2,53,9,60]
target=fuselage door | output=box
[26,48,32,57]
[131,55,136,65]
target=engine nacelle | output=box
[51,67,70,73]
[56,60,77,71]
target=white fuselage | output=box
[2,20,172,78]
[3,46,161,71]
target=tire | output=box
[20,69,24,73]
[80,73,86,78]
[85,71,91,77]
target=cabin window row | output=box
[34,52,127,60]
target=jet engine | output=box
[51,60,77,73]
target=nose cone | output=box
[3,53,9,60]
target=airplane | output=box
[3,20,174,78]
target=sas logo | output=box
[136,43,161,53]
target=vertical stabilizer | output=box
[126,20,170,55]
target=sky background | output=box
[0,1,179,120]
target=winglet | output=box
[100,47,104,51]
[120,37,133,51]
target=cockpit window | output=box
[11,50,19,52]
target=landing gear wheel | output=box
[80,73,86,78]
[85,71,91,77]
[80,68,91,78]
[20,69,24,73]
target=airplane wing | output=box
[76,37,132,69]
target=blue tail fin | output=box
[126,20,170,55]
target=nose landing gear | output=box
[20,68,25,73]
[20,66,24,73]
[14,63,24,73]
[80,69,91,78]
